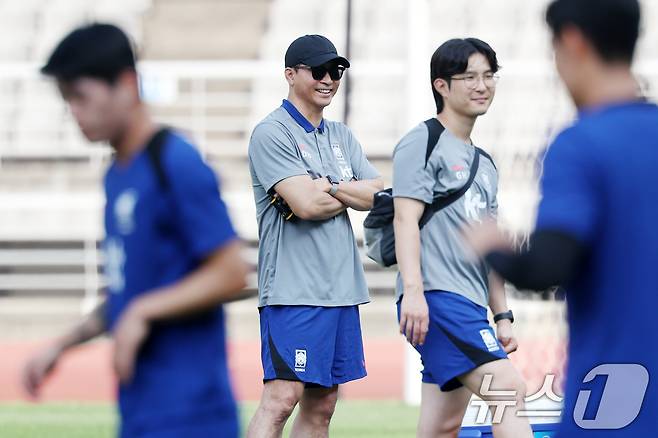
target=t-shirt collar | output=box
[577,98,650,118]
[281,99,325,133]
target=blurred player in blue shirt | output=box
[22,24,249,438]
[465,0,657,436]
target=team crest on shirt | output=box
[479,329,500,352]
[114,189,138,235]
[331,143,354,179]
[294,349,307,372]
[331,143,345,160]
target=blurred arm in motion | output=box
[22,300,107,398]
[464,220,585,291]
[113,240,249,383]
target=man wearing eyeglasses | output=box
[246,34,383,437]
[393,38,532,437]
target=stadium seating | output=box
[0,0,656,323]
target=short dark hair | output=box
[546,0,640,64]
[41,23,136,83]
[430,38,500,114]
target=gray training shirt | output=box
[249,100,380,307]
[392,121,499,308]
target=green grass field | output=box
[0,401,419,437]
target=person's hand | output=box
[313,176,332,193]
[462,218,509,259]
[113,302,150,384]
[22,344,63,398]
[495,319,519,354]
[399,289,429,346]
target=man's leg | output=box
[460,359,533,438]
[417,383,472,438]
[246,379,305,438]
[289,385,339,438]
[288,304,366,438]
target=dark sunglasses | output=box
[295,63,346,81]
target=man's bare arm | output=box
[274,175,347,220]
[394,197,430,346]
[22,301,107,397]
[488,271,510,316]
[125,240,249,321]
[113,240,249,382]
[331,178,385,211]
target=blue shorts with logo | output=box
[260,305,367,388]
[397,290,507,392]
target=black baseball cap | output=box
[284,35,350,68]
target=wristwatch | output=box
[493,310,514,324]
[326,175,340,196]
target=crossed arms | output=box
[274,174,384,220]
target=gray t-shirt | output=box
[249,101,380,307]
[392,121,498,308]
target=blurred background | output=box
[0,0,656,436]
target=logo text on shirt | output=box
[331,143,353,179]
[105,237,126,293]
[464,188,487,223]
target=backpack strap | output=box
[145,128,171,190]
[423,118,445,167]
[475,146,497,171]
[418,147,481,228]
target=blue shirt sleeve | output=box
[164,138,238,259]
[535,127,601,245]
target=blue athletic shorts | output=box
[260,305,367,388]
[397,290,507,392]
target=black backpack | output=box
[363,118,482,267]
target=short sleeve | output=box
[392,124,436,204]
[165,140,237,259]
[535,128,601,244]
[248,122,309,192]
[346,129,380,180]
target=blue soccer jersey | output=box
[103,131,239,437]
[535,101,658,437]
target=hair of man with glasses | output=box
[465,1,658,437]
[392,38,533,438]
[430,38,500,114]
[22,23,249,438]
[246,34,383,437]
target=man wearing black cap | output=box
[21,23,249,437]
[247,35,383,437]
